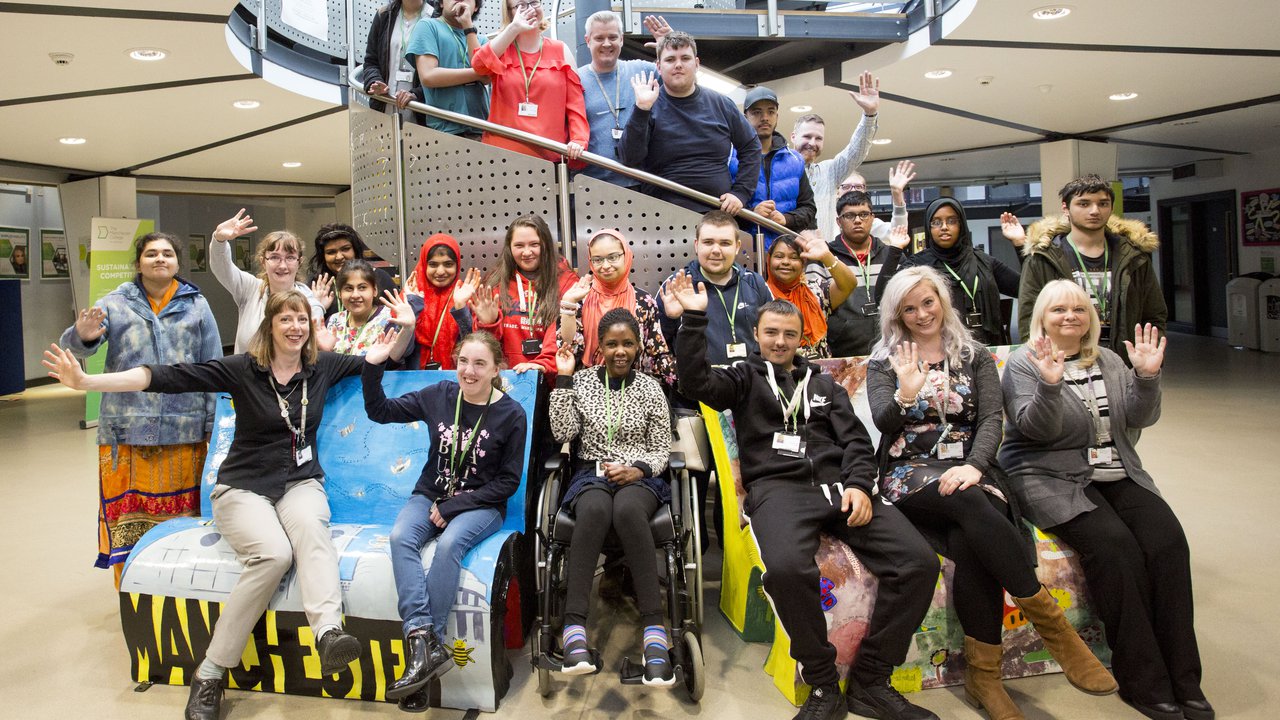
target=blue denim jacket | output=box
[60,277,222,448]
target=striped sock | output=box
[643,625,670,665]
[563,624,588,651]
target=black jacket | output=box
[362,1,424,114]
[675,310,877,496]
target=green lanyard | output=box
[842,237,873,289]
[400,11,422,72]
[1067,240,1111,319]
[451,24,470,63]
[518,40,545,103]
[711,278,741,342]
[941,263,979,309]
[603,377,628,445]
[449,388,492,486]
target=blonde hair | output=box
[1029,279,1101,368]
[254,230,304,297]
[248,290,319,368]
[871,266,980,365]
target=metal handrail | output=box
[352,82,793,238]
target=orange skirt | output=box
[98,443,206,586]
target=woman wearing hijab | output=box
[875,198,1021,345]
[764,232,857,359]
[557,229,676,387]
[407,233,481,370]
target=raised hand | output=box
[888,341,927,400]
[850,70,880,116]
[1029,335,1065,384]
[42,344,87,390]
[311,273,335,311]
[469,287,501,325]
[562,274,592,304]
[889,160,916,193]
[886,224,911,250]
[510,5,539,33]
[555,344,576,376]
[938,464,982,496]
[796,230,830,263]
[74,307,107,343]
[403,269,422,298]
[213,209,257,243]
[451,0,474,29]
[669,270,708,313]
[364,325,402,366]
[1124,323,1167,378]
[659,277,684,319]
[642,14,672,49]
[452,268,482,310]
[632,71,660,111]
[379,289,415,328]
[313,317,337,352]
[999,212,1027,248]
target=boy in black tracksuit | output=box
[671,282,938,720]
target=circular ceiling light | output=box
[59,137,86,145]
[1031,6,1072,20]
[1109,92,1139,101]
[924,69,953,79]
[233,100,261,109]
[871,138,892,145]
[127,47,168,61]
[789,105,812,113]
[282,162,303,168]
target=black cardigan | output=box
[362,0,425,114]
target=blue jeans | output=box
[390,494,503,637]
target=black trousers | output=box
[896,482,1041,644]
[1047,479,1203,705]
[746,480,937,687]
[563,484,663,628]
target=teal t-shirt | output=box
[404,18,490,135]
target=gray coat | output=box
[998,345,1162,528]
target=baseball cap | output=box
[743,86,778,111]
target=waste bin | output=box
[1259,277,1280,353]
[1227,273,1269,349]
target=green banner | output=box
[84,218,155,425]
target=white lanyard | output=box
[1066,363,1111,444]
[590,68,622,130]
[765,363,811,432]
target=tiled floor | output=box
[2,333,1275,719]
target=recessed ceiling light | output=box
[59,137,86,145]
[924,69,953,79]
[282,162,303,168]
[789,105,812,113]
[233,100,261,109]
[1031,6,1071,20]
[1109,92,1139,101]
[871,138,892,145]
[127,47,168,61]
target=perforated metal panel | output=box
[350,102,403,268]
[402,122,559,272]
[573,175,760,294]
[352,0,383,65]
[614,0,741,9]
[264,0,350,58]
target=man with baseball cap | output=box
[730,85,817,250]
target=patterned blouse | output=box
[326,307,395,356]
[557,286,678,389]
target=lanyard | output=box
[589,67,622,130]
[399,10,422,72]
[841,237,874,290]
[603,376,628,445]
[448,388,493,491]
[426,300,452,361]
[514,272,539,338]
[1065,362,1111,445]
[711,276,741,342]
[1067,240,1111,318]
[270,375,308,449]
[765,363,811,432]
[518,40,545,103]
[941,263,979,309]
[450,24,470,62]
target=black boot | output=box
[397,685,431,713]
[387,628,452,700]
[317,628,362,676]
[184,676,223,720]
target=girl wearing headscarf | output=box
[764,232,857,359]
[557,229,676,387]
[408,233,480,370]
[875,198,1020,345]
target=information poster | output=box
[83,218,156,423]
[235,237,252,270]
[41,229,70,279]
[280,0,330,40]
[0,226,30,278]
[188,234,208,272]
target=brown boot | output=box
[1014,586,1118,695]
[963,637,1025,720]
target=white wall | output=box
[2,184,73,381]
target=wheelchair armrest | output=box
[544,452,568,472]
[668,452,686,472]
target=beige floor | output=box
[1,333,1275,719]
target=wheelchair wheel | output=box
[682,631,705,702]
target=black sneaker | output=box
[793,684,845,720]
[317,628,362,676]
[845,677,939,720]
[184,676,223,720]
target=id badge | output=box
[965,311,984,328]
[772,432,806,458]
[937,442,964,460]
[595,460,614,477]
[1098,324,1112,343]
[422,362,442,370]
[726,343,747,359]
[518,102,539,117]
[295,444,313,466]
[611,128,624,140]
[862,302,879,317]
[521,338,543,356]
[395,70,414,83]
[1088,447,1113,465]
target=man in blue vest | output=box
[730,86,817,251]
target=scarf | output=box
[766,272,827,350]
[580,231,637,363]
[413,233,463,369]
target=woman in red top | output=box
[407,233,483,370]
[474,215,576,377]
[470,0,588,162]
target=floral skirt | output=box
[98,443,206,585]
[881,458,1005,505]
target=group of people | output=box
[48,166,1203,720]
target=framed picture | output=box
[0,226,31,279]
[40,229,70,279]
[188,234,209,272]
[1242,188,1280,246]
[234,237,252,271]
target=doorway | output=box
[1157,191,1237,337]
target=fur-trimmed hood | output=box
[1023,215,1159,257]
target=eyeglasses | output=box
[929,218,961,229]
[589,252,625,267]
[839,211,874,221]
[265,254,300,265]
[838,183,867,193]
[512,0,540,9]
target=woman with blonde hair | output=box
[867,267,1116,720]
[211,209,325,352]
[1000,280,1210,720]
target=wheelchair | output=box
[529,448,705,702]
